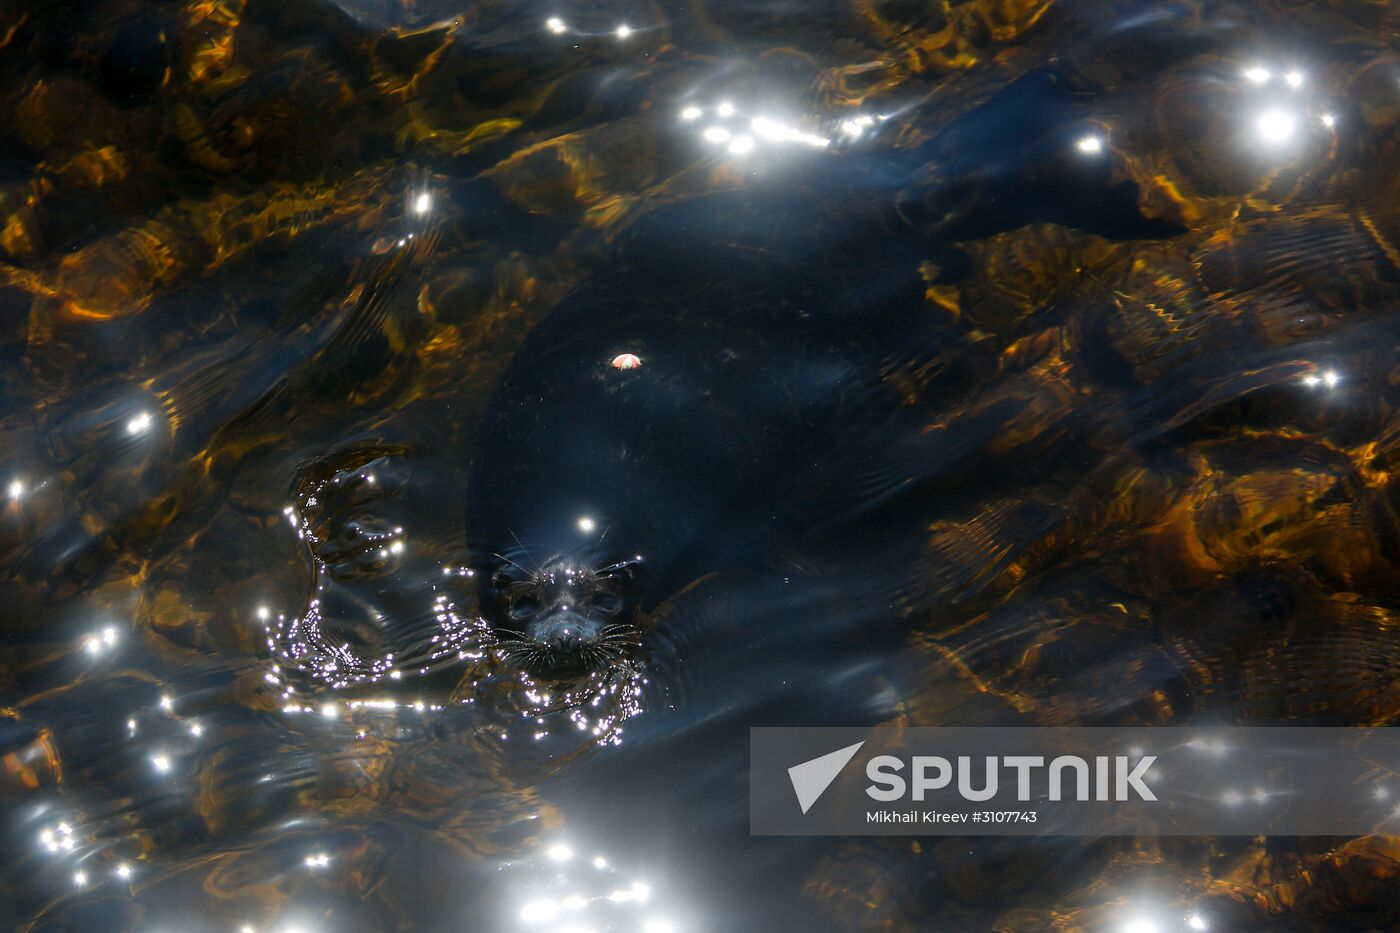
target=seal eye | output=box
[588,592,620,614]
[509,597,541,620]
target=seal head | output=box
[486,556,640,679]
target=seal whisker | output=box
[592,647,625,665]
[598,625,642,646]
[588,524,611,564]
[491,552,535,578]
[508,528,542,574]
[496,640,540,664]
[596,557,641,578]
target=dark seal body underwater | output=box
[463,192,945,680]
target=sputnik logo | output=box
[788,741,865,814]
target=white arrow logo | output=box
[787,741,865,814]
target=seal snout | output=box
[531,610,603,649]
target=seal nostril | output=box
[541,626,584,650]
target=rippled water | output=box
[3,0,1400,929]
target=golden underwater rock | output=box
[808,56,1400,908]
[838,0,1058,91]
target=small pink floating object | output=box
[610,353,643,371]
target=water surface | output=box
[3,0,1400,930]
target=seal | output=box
[464,189,936,682]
